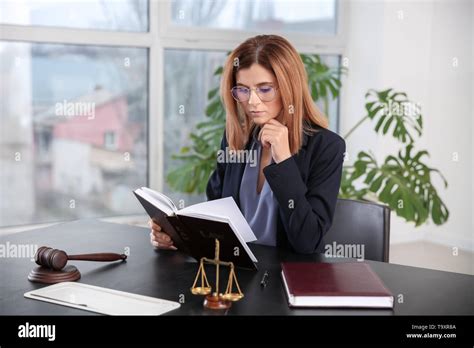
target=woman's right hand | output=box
[149,219,177,250]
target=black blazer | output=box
[206,124,346,254]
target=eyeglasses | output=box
[230,85,278,103]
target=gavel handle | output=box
[67,253,127,262]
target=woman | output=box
[150,34,346,254]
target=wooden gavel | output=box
[34,246,127,271]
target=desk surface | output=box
[0,219,472,315]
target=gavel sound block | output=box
[28,246,127,284]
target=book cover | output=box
[281,262,394,308]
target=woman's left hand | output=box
[258,119,292,163]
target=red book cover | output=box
[281,262,394,308]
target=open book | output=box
[133,187,258,270]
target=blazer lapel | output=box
[225,130,310,209]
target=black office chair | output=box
[324,198,391,262]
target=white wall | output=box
[341,0,473,251]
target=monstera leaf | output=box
[365,88,423,144]
[349,144,449,226]
[301,54,347,114]
[339,167,369,200]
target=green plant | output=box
[340,88,449,226]
[301,54,346,115]
[166,55,449,227]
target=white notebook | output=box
[24,282,181,316]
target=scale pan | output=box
[191,287,212,295]
[221,293,244,301]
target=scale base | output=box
[203,294,231,310]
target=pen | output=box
[260,271,269,287]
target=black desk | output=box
[1,219,473,315]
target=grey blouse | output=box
[239,130,279,246]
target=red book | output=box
[281,262,394,308]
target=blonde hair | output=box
[220,34,329,153]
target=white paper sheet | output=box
[24,282,181,316]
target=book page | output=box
[134,188,176,216]
[178,197,257,243]
[141,187,178,214]
[226,218,258,262]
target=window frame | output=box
[0,0,348,225]
[158,0,348,54]
[104,131,118,151]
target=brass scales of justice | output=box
[190,239,244,309]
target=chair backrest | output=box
[324,198,391,262]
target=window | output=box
[0,41,148,226]
[104,132,118,151]
[171,0,338,35]
[309,54,341,132]
[0,0,346,227]
[163,49,227,205]
[0,0,149,32]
